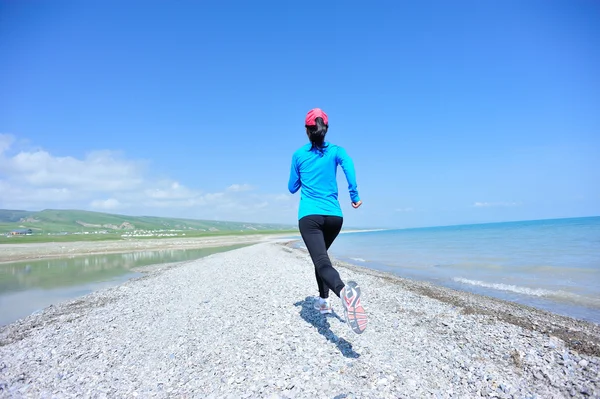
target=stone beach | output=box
[1,241,599,398]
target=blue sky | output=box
[0,0,598,229]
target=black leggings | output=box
[298,215,345,299]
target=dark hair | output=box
[306,117,328,154]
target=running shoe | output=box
[340,281,367,334]
[313,297,332,314]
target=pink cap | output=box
[305,108,328,126]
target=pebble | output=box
[0,243,598,398]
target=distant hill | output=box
[0,209,296,234]
[0,210,34,223]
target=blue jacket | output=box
[288,142,360,220]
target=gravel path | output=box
[1,242,598,398]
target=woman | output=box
[288,108,367,335]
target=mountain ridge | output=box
[0,208,295,234]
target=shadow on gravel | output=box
[293,297,360,359]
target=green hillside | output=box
[0,209,296,236]
[0,210,34,223]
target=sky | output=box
[0,0,598,229]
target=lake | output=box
[0,244,248,326]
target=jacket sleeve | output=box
[288,153,301,194]
[336,147,361,203]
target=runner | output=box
[288,108,368,334]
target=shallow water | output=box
[327,217,600,324]
[0,244,248,326]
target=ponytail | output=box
[306,117,328,154]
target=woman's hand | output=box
[352,200,362,209]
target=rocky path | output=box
[1,243,598,398]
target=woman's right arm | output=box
[288,153,301,194]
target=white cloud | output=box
[204,192,225,201]
[274,194,292,202]
[395,207,414,212]
[473,201,521,207]
[144,180,201,200]
[0,137,296,224]
[90,198,121,210]
[227,183,254,192]
[0,148,144,191]
[0,181,77,203]
[0,134,15,154]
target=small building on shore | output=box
[10,229,33,235]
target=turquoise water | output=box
[325,217,600,324]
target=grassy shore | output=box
[0,229,299,245]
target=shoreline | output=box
[283,241,600,357]
[1,242,598,397]
[4,237,599,354]
[339,228,389,234]
[329,250,600,358]
[290,237,600,328]
[0,230,383,265]
[0,233,294,264]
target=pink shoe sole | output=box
[341,281,367,334]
